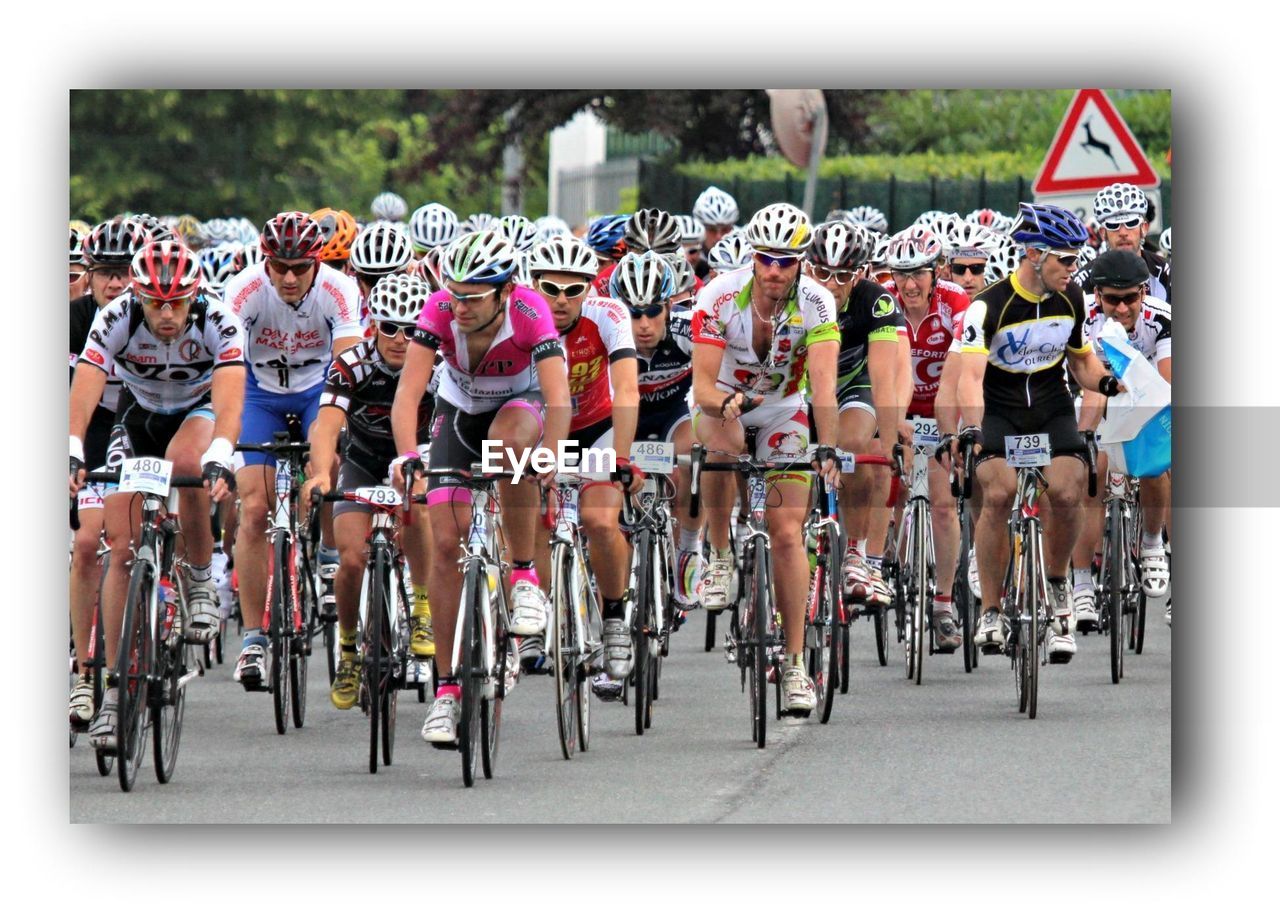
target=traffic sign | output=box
[1032,89,1160,195]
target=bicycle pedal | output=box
[783,708,812,719]
[979,643,1003,656]
[428,740,458,752]
[934,644,959,655]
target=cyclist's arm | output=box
[306,404,346,488]
[332,334,363,358]
[537,354,571,453]
[69,362,107,442]
[867,336,900,441]
[1077,389,1106,433]
[1157,356,1171,385]
[691,341,730,414]
[209,365,245,449]
[1066,347,1113,395]
[895,326,913,414]
[392,341,435,456]
[608,355,639,464]
[807,339,839,446]
[957,351,986,431]
[935,352,960,435]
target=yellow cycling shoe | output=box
[410,614,436,658]
[330,653,362,710]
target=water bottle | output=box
[160,577,178,645]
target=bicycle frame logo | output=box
[479,439,617,481]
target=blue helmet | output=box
[1010,202,1089,250]
[585,214,630,258]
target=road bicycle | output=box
[68,525,116,777]
[803,474,843,723]
[948,431,979,673]
[1090,434,1146,684]
[837,451,897,679]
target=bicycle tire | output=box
[290,635,308,730]
[268,538,290,735]
[842,620,854,688]
[151,627,187,785]
[90,578,115,777]
[116,558,154,793]
[1010,539,1028,714]
[821,530,841,724]
[957,509,975,673]
[481,572,505,780]
[633,528,652,736]
[550,542,577,759]
[1106,505,1124,685]
[1025,524,1041,719]
[1135,591,1148,655]
[748,544,768,748]
[704,607,717,652]
[911,503,928,686]
[577,579,596,752]
[458,563,482,787]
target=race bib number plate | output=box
[119,457,173,496]
[837,448,856,474]
[912,417,940,447]
[354,486,402,507]
[1004,434,1051,468]
[630,440,675,475]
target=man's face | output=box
[946,257,989,297]
[629,301,668,351]
[1101,215,1148,254]
[805,261,855,305]
[139,294,192,342]
[535,272,591,333]
[1096,284,1145,332]
[265,257,317,304]
[890,267,935,307]
[446,281,505,333]
[703,224,733,249]
[88,266,130,308]
[751,252,801,301]
[1032,248,1079,293]
[70,266,89,301]
[372,318,414,369]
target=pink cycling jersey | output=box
[884,277,970,418]
[413,285,564,415]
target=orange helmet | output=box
[311,207,358,262]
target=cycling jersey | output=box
[635,310,693,441]
[885,277,970,418]
[561,295,636,432]
[960,272,1090,414]
[833,279,903,396]
[1083,294,1171,369]
[691,268,840,406]
[70,295,122,413]
[320,338,434,478]
[78,292,246,415]
[1077,247,1172,304]
[223,261,362,394]
[413,285,564,415]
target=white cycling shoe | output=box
[701,551,736,612]
[1140,546,1170,599]
[508,581,550,636]
[780,666,816,715]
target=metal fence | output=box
[639,160,1172,233]
[553,158,640,227]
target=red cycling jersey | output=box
[561,295,637,431]
[884,278,971,418]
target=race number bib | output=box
[630,440,675,475]
[118,457,173,496]
[837,448,856,474]
[354,486,402,507]
[1004,434,1052,468]
[912,417,940,448]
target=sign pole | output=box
[802,105,826,219]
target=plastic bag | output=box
[1095,318,1171,478]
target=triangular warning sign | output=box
[1032,89,1161,194]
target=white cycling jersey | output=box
[223,261,363,394]
[1083,294,1171,368]
[78,293,246,414]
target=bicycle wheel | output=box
[841,620,853,690]
[902,513,919,682]
[911,504,928,686]
[704,607,717,652]
[151,622,187,785]
[549,542,577,759]
[91,587,115,777]
[747,544,768,748]
[1024,524,1042,719]
[1135,591,1148,655]
[821,532,841,724]
[956,510,976,674]
[290,627,308,730]
[366,546,387,773]
[481,573,505,780]
[1106,506,1124,685]
[116,558,154,793]
[458,564,483,787]
[268,538,290,735]
[633,528,652,736]
[577,585,597,752]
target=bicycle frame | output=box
[1004,466,1051,659]
[551,482,602,670]
[449,479,508,693]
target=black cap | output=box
[1090,249,1150,288]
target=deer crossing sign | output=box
[1032,89,1164,229]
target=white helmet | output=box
[707,233,755,272]
[370,191,408,222]
[675,214,705,245]
[692,186,739,226]
[869,235,891,268]
[440,230,518,284]
[350,222,414,276]
[984,235,1021,284]
[409,203,459,251]
[1073,243,1098,273]
[1093,183,1149,223]
[918,211,964,243]
[886,228,943,271]
[367,273,432,324]
[843,205,889,234]
[236,217,259,245]
[534,216,572,241]
[201,217,239,245]
[665,253,697,295]
[497,214,539,252]
[809,220,875,269]
[946,222,999,260]
[746,203,813,255]
[462,212,499,233]
[1159,226,1171,258]
[528,236,598,278]
[610,251,675,308]
[199,242,242,294]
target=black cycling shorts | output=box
[977,405,1086,466]
[106,389,214,467]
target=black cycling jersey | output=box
[320,338,433,478]
[835,279,902,394]
[636,309,693,412]
[1077,248,1172,304]
[71,294,122,467]
[961,272,1089,415]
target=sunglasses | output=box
[376,320,415,338]
[69,271,86,283]
[1101,215,1144,231]
[891,267,934,282]
[948,262,988,276]
[139,294,194,311]
[447,288,497,306]
[353,270,390,288]
[89,266,130,280]
[809,264,855,283]
[1047,250,1080,268]
[324,258,349,272]
[266,258,316,278]
[627,303,665,319]
[754,252,800,269]
[1098,290,1143,307]
[537,279,590,300]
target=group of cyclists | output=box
[68,179,1172,764]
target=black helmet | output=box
[1089,249,1150,288]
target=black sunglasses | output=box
[627,303,665,319]
[1098,290,1143,307]
[948,262,988,276]
[266,258,316,278]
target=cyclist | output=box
[691,203,842,715]
[302,274,437,709]
[1071,249,1172,628]
[222,212,364,690]
[529,236,642,695]
[69,240,244,748]
[410,203,460,258]
[68,217,151,728]
[70,228,89,300]
[691,186,740,276]
[390,230,571,744]
[1077,182,1172,303]
[611,251,705,616]
[805,220,903,608]
[584,214,630,273]
[943,223,999,299]
[957,203,1124,664]
[370,191,408,223]
[884,227,971,650]
[676,214,706,271]
[704,232,755,279]
[350,221,415,302]
[592,208,682,295]
[312,207,359,275]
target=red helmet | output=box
[259,211,324,260]
[130,240,201,301]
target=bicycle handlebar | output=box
[1083,431,1099,499]
[70,472,212,533]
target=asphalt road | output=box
[70,592,1171,824]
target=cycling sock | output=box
[787,653,804,669]
[1141,530,1164,550]
[318,545,339,566]
[412,584,431,618]
[511,566,539,588]
[855,538,868,557]
[866,554,883,571]
[187,562,212,582]
[1073,567,1093,590]
[242,628,267,647]
[713,545,733,560]
[678,526,701,553]
[933,594,952,614]
[436,677,461,700]
[602,598,625,621]
[339,625,358,648]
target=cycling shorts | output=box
[425,393,545,507]
[240,374,325,468]
[636,402,692,445]
[106,389,215,469]
[332,453,427,518]
[691,400,811,486]
[837,382,875,417]
[977,405,1087,467]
